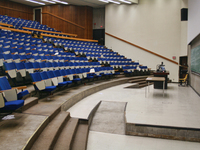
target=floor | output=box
[67,83,200,150]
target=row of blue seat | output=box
[0,15,57,32]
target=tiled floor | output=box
[67,83,200,150]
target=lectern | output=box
[153,71,169,89]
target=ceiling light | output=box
[25,0,45,5]
[98,0,109,3]
[119,0,131,4]
[52,0,68,5]
[41,0,56,4]
[109,0,120,4]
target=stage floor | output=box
[68,83,200,129]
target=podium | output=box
[153,71,169,89]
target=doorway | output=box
[34,9,41,23]
[179,56,188,78]
[93,29,105,45]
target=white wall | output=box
[188,0,200,43]
[105,0,188,82]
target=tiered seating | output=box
[0,15,56,31]
[0,15,77,38]
[0,16,151,99]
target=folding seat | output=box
[47,71,69,88]
[63,62,69,69]
[46,55,53,62]
[53,70,72,85]
[19,55,28,62]
[0,78,25,112]
[57,62,64,70]
[32,62,41,71]
[84,68,95,81]
[4,62,17,78]
[15,62,27,78]
[63,69,74,81]
[24,62,35,74]
[38,62,47,72]
[68,62,75,69]
[0,54,4,67]
[69,69,81,83]
[52,62,59,70]
[40,56,47,62]
[44,62,53,71]
[4,62,24,86]
[32,50,39,56]
[30,72,56,95]
[32,56,41,62]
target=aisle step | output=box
[71,123,89,150]
[54,118,79,150]
[30,111,70,150]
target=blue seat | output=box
[46,71,69,87]
[0,76,28,102]
[53,70,72,85]
[30,72,56,93]
[0,96,24,112]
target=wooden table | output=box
[146,76,165,97]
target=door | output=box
[35,9,41,24]
[93,29,105,45]
[179,56,188,78]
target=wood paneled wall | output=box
[0,0,33,20]
[42,5,93,39]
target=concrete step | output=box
[128,78,147,83]
[21,97,38,111]
[71,123,89,150]
[30,111,70,150]
[54,118,79,150]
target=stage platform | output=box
[68,83,200,142]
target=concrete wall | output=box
[105,0,188,82]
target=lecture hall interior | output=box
[0,0,200,149]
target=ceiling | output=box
[10,0,134,8]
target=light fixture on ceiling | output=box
[98,0,120,4]
[109,0,120,4]
[119,0,132,4]
[52,0,68,5]
[41,0,56,4]
[25,0,45,5]
[98,0,109,3]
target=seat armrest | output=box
[12,86,27,90]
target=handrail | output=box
[41,33,98,42]
[0,22,13,27]
[0,5,33,14]
[105,32,178,65]
[0,26,32,34]
[42,11,85,29]
[23,27,77,37]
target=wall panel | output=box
[0,0,33,20]
[42,5,93,39]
